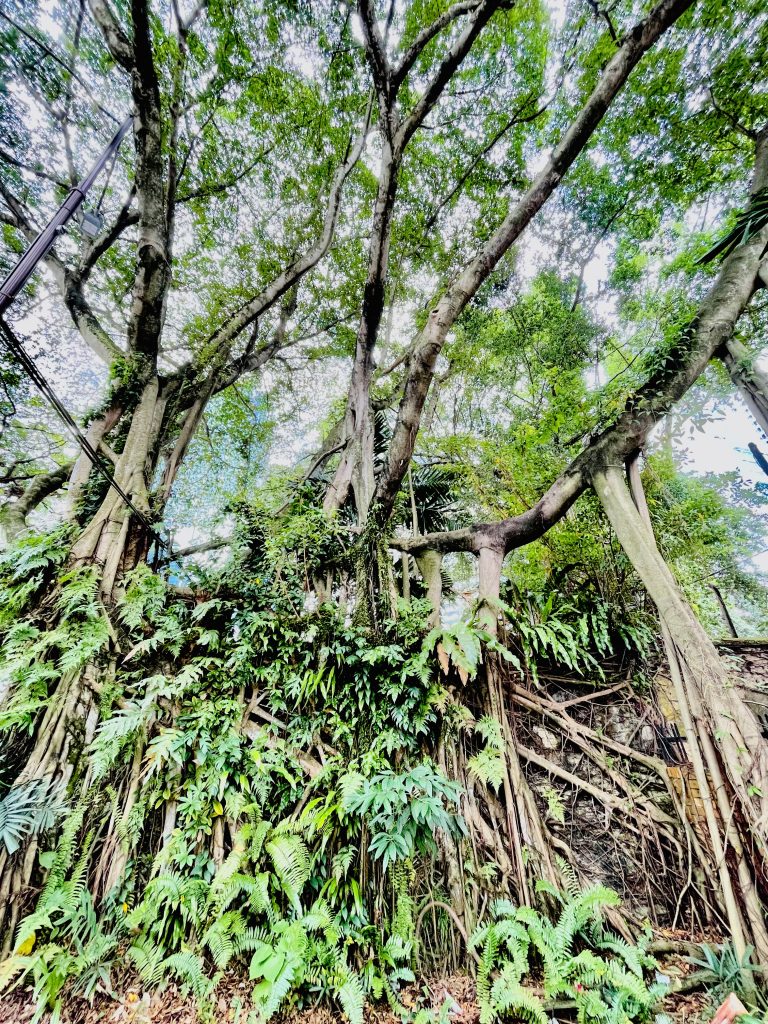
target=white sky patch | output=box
[545,0,568,32]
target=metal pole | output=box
[0,116,132,314]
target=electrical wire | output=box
[0,317,169,555]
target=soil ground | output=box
[0,954,714,1024]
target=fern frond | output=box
[488,967,547,1024]
[266,833,309,911]
[162,951,215,1001]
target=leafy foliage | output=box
[470,881,663,1024]
[0,775,66,855]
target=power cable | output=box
[0,37,171,560]
[0,116,132,315]
[0,317,169,555]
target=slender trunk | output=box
[416,550,443,627]
[324,143,400,520]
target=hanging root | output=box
[0,660,107,946]
[593,459,768,969]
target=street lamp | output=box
[79,209,105,239]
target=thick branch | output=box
[376,0,695,518]
[392,0,482,91]
[0,461,74,544]
[87,0,134,71]
[718,336,768,437]
[358,0,392,118]
[390,136,768,556]
[395,0,504,152]
[161,536,231,562]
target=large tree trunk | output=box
[592,461,768,967]
[71,377,166,597]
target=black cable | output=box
[0,318,169,554]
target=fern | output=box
[118,564,168,630]
[162,951,217,1001]
[266,832,310,911]
[0,776,66,855]
[487,967,547,1024]
[334,964,366,1024]
[467,716,506,792]
[477,924,500,1008]
[471,880,660,1024]
[201,911,246,968]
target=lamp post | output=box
[0,115,132,315]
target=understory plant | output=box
[470,879,664,1024]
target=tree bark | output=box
[71,377,165,596]
[0,461,74,547]
[592,461,768,965]
[416,549,443,627]
[719,337,768,437]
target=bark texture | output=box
[592,462,768,964]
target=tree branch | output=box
[395,0,504,152]
[390,183,768,557]
[375,0,695,518]
[0,186,123,363]
[80,189,139,283]
[161,536,230,562]
[358,0,392,116]
[87,0,134,72]
[392,0,482,91]
[195,116,369,361]
[212,285,299,396]
[0,461,75,544]
[0,147,68,188]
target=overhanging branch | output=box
[375,0,697,519]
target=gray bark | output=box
[0,461,75,547]
[374,0,698,520]
[592,464,768,872]
[719,337,768,437]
